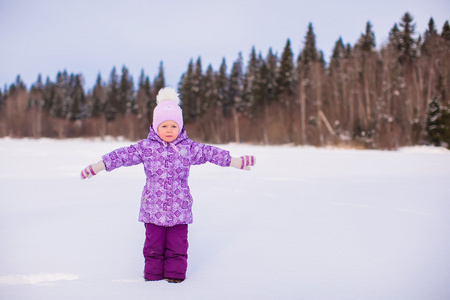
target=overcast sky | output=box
[0,0,448,91]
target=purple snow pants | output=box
[143,223,189,281]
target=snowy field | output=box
[1,138,449,300]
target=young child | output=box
[80,87,255,283]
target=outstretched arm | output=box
[190,142,255,170]
[80,160,106,179]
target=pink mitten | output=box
[80,160,106,179]
[230,155,256,171]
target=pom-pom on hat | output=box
[152,87,184,132]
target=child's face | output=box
[158,120,179,143]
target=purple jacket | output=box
[102,127,231,227]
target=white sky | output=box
[0,0,448,91]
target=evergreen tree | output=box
[276,39,295,99]
[10,75,26,93]
[421,18,439,56]
[136,69,153,122]
[265,48,278,105]
[398,12,418,64]
[119,66,135,114]
[153,61,165,98]
[90,74,104,118]
[330,37,345,75]
[67,74,85,121]
[388,24,402,53]
[345,43,352,58]
[50,72,66,119]
[143,76,153,123]
[426,96,450,147]
[318,51,326,69]
[216,58,229,111]
[329,37,347,122]
[42,76,53,113]
[298,23,319,77]
[242,47,260,116]
[179,59,195,123]
[192,57,204,116]
[28,74,44,110]
[442,21,450,41]
[104,67,120,121]
[152,61,166,125]
[202,64,217,115]
[252,55,268,117]
[356,22,376,52]
[228,53,243,117]
[297,24,325,144]
[62,71,72,118]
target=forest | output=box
[1,12,449,149]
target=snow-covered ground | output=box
[1,138,449,300]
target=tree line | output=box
[1,12,449,149]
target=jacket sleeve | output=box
[190,142,231,167]
[102,142,143,172]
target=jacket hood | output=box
[147,125,188,145]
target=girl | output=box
[80,87,255,283]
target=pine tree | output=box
[10,75,26,92]
[398,12,418,65]
[153,61,165,98]
[179,59,195,123]
[202,64,216,115]
[216,58,228,109]
[104,67,119,121]
[276,39,295,100]
[356,22,376,52]
[388,24,402,53]
[426,96,450,147]
[354,21,378,129]
[47,71,71,138]
[42,77,53,113]
[265,48,278,105]
[329,37,347,126]
[67,74,85,121]
[442,21,450,41]
[214,58,228,143]
[274,39,296,143]
[199,64,217,141]
[297,23,326,145]
[330,37,345,75]
[143,76,153,123]
[28,74,44,110]
[242,47,260,116]
[50,72,66,119]
[421,18,439,56]
[228,53,243,118]
[119,66,135,114]
[252,54,268,118]
[192,57,204,116]
[136,69,152,123]
[90,74,104,119]
[229,53,244,142]
[298,23,319,77]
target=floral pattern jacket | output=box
[102,127,231,227]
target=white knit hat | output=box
[152,87,184,132]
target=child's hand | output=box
[80,161,106,179]
[230,156,255,171]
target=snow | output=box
[1,138,450,300]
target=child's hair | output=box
[152,87,184,132]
